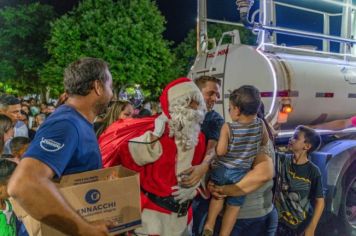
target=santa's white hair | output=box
[168,90,206,150]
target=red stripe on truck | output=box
[260,90,299,97]
[207,48,229,58]
[316,92,334,98]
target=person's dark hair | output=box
[296,125,321,154]
[138,108,152,118]
[64,58,110,96]
[21,110,29,120]
[0,94,21,111]
[28,97,36,105]
[256,101,265,120]
[10,136,30,155]
[194,75,221,89]
[257,102,275,142]
[56,92,69,108]
[0,158,17,183]
[0,114,13,154]
[230,85,261,116]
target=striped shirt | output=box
[217,118,263,170]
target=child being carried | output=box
[203,85,268,236]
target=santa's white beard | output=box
[168,107,205,151]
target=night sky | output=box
[1,0,354,48]
[156,0,197,44]
[33,0,198,44]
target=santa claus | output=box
[98,77,207,236]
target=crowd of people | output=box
[0,57,353,236]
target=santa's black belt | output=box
[142,188,191,217]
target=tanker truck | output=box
[189,0,356,235]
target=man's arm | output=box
[304,198,325,236]
[8,158,109,236]
[180,139,217,187]
[180,113,224,187]
[311,118,352,130]
[209,151,274,197]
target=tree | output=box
[42,0,176,99]
[174,24,257,76]
[0,3,55,95]
[0,0,27,8]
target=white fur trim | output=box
[128,131,162,166]
[134,209,189,236]
[176,141,195,179]
[168,81,200,103]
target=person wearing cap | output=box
[99,77,207,236]
[8,58,113,236]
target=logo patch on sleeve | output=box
[40,137,65,152]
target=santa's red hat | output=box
[159,77,200,119]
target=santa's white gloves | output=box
[152,113,169,137]
[171,182,200,204]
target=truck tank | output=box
[189,41,356,129]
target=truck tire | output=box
[338,162,356,236]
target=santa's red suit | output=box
[99,78,206,236]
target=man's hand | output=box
[179,163,209,187]
[80,221,110,236]
[207,181,226,199]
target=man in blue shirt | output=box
[8,58,113,236]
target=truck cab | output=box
[189,0,356,234]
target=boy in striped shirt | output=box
[203,85,268,236]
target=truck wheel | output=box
[339,163,356,235]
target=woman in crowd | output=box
[95,100,134,137]
[0,114,14,155]
[55,93,68,108]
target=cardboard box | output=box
[12,165,141,236]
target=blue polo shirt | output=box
[24,105,102,178]
[201,110,224,142]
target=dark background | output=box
[2,0,198,44]
[36,0,350,51]
[0,0,354,49]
